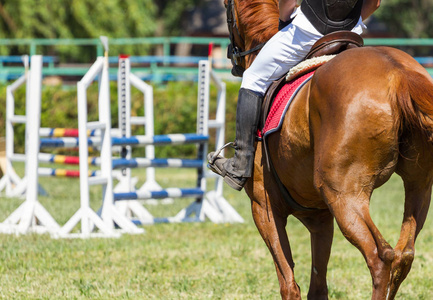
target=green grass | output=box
[0,166,432,299]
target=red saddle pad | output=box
[262,71,315,137]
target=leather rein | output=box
[225,0,266,77]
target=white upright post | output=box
[173,61,225,223]
[116,55,133,190]
[175,60,243,223]
[144,82,156,186]
[0,56,29,196]
[131,63,168,201]
[114,56,154,223]
[0,55,48,198]
[98,48,143,234]
[139,78,161,191]
[59,37,143,238]
[205,63,244,223]
[0,55,61,235]
[58,57,120,238]
[0,76,26,195]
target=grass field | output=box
[0,165,432,299]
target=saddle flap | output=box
[260,76,287,130]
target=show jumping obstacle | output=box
[58,54,243,238]
[0,41,242,238]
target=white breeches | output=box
[241,10,366,95]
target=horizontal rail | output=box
[36,153,203,169]
[0,55,58,63]
[38,167,98,178]
[10,115,26,124]
[112,158,204,169]
[114,188,205,200]
[39,128,101,138]
[111,134,209,146]
[39,134,209,148]
[1,37,432,82]
[1,37,431,49]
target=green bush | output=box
[0,80,241,158]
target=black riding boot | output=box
[207,88,262,191]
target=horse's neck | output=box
[239,0,279,50]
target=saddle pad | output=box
[262,71,315,137]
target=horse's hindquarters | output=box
[308,46,433,298]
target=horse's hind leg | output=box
[312,143,396,298]
[321,185,395,299]
[387,182,431,298]
[388,149,433,298]
[297,210,334,300]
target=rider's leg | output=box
[208,88,262,190]
[208,12,323,191]
[208,15,322,191]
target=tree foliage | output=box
[154,0,202,35]
[374,0,433,38]
[0,0,157,59]
[0,0,157,38]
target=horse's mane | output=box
[237,0,279,45]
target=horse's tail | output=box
[393,69,433,143]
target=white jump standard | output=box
[0,56,61,235]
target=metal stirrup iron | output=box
[208,142,235,164]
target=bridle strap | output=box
[226,0,243,49]
[232,42,266,60]
[225,0,266,75]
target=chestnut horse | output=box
[225,0,433,299]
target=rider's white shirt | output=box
[241,7,366,95]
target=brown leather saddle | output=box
[260,31,364,129]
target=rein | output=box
[225,0,266,77]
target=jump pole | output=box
[0,56,61,235]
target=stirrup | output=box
[208,142,235,164]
